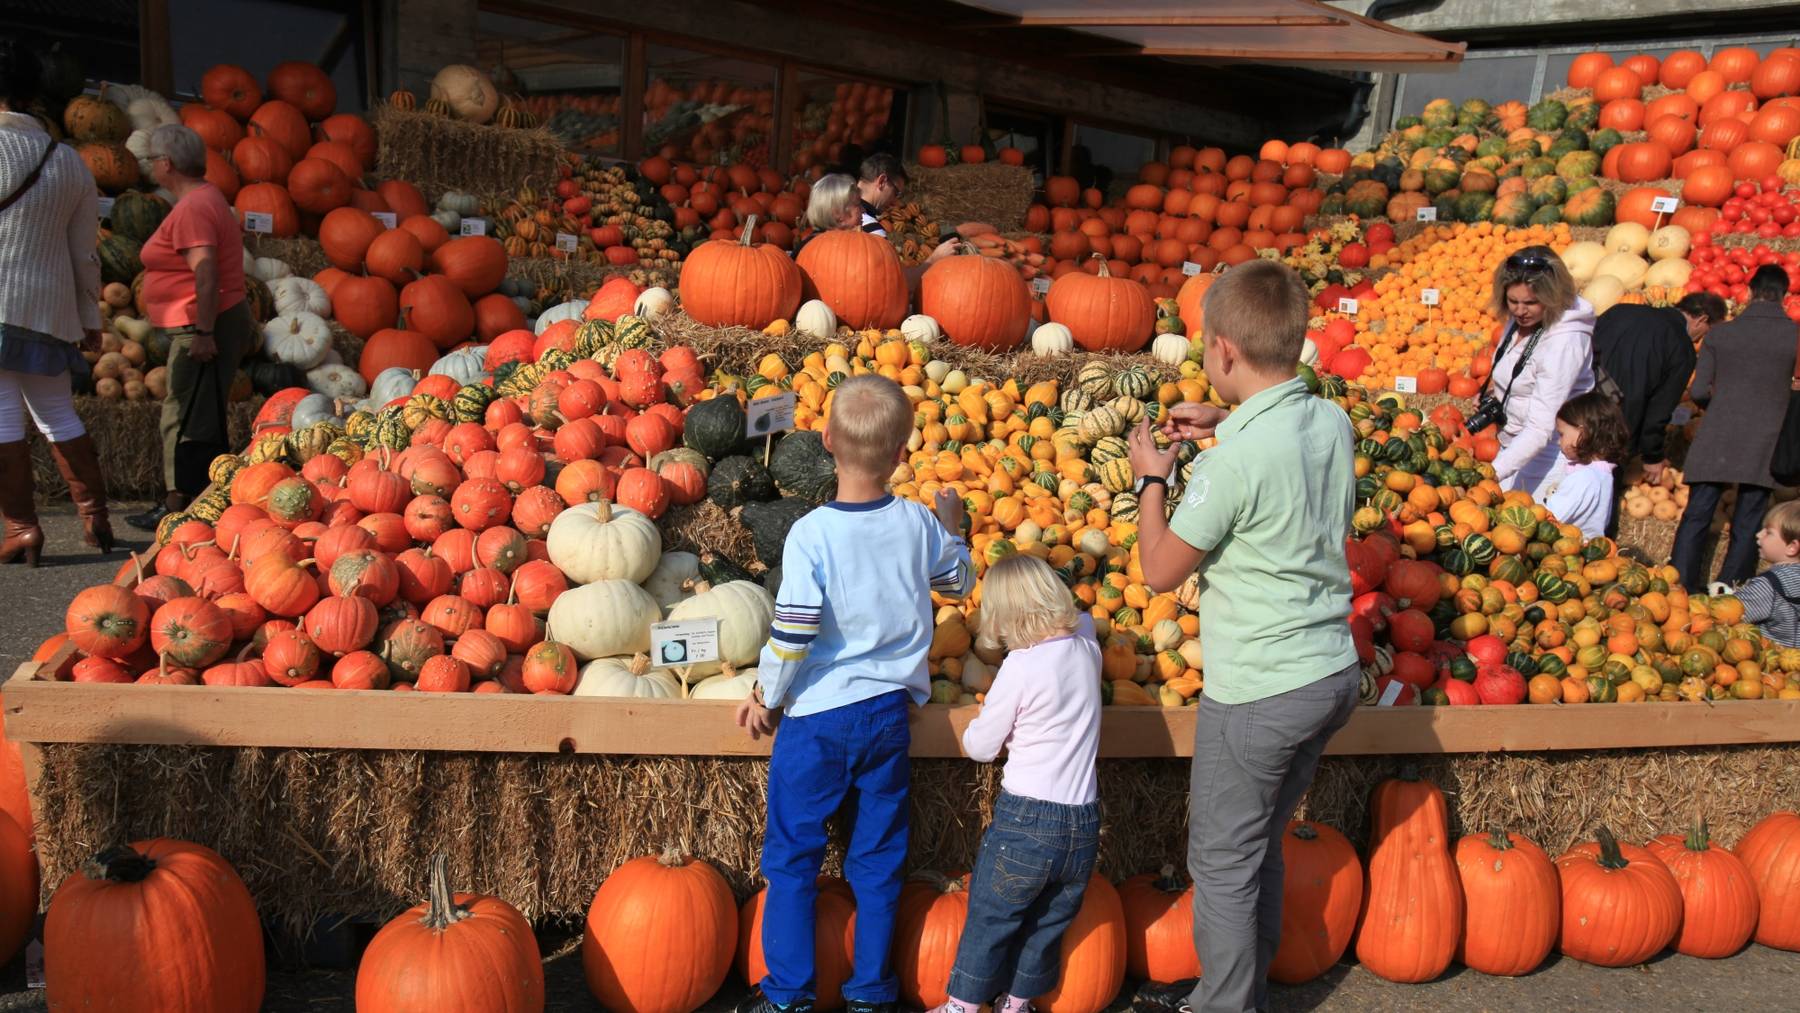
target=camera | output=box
[1465,395,1507,433]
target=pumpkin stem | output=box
[1090,253,1112,278]
[1154,863,1184,893]
[657,846,686,867]
[227,534,241,560]
[908,869,962,894]
[1594,825,1630,870]
[1685,817,1711,852]
[739,215,759,246]
[593,500,613,523]
[1395,762,1421,782]
[85,844,156,883]
[628,653,651,677]
[1487,827,1514,851]
[131,551,145,584]
[420,853,472,931]
[1292,822,1318,842]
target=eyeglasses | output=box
[1505,252,1553,274]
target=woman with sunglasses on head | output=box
[1481,246,1597,500]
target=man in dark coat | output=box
[1671,267,1800,592]
[1592,293,1722,486]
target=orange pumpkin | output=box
[797,228,909,329]
[1117,867,1197,984]
[1454,829,1558,976]
[736,885,856,1010]
[1270,820,1361,985]
[1035,875,1126,1013]
[1046,255,1155,353]
[1355,770,1461,983]
[285,157,352,214]
[921,248,1033,352]
[233,182,299,238]
[581,850,735,1013]
[678,218,803,329]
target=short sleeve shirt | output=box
[138,183,246,328]
[1167,377,1359,703]
[858,199,887,237]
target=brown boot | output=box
[0,441,41,566]
[49,434,114,554]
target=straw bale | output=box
[906,164,1036,234]
[244,235,329,279]
[29,396,260,503]
[661,500,757,567]
[506,257,681,305]
[371,107,563,207]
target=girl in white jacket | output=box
[1547,391,1631,539]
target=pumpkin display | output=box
[546,500,662,585]
[1453,829,1559,975]
[736,884,857,1010]
[894,872,968,1008]
[664,579,775,675]
[1647,820,1758,958]
[1047,257,1156,353]
[1735,811,1800,951]
[1555,826,1682,967]
[679,217,803,329]
[1269,820,1361,984]
[1117,866,1197,983]
[921,250,1033,352]
[1356,770,1461,983]
[1034,875,1126,1013]
[581,849,736,1013]
[796,229,908,330]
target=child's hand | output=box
[933,488,966,536]
[1128,418,1178,481]
[1162,402,1229,442]
[735,687,780,740]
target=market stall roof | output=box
[950,0,1467,73]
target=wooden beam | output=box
[1015,15,1342,27]
[1139,47,1464,62]
[138,0,173,96]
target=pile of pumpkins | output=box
[1622,465,1692,522]
[1560,220,1696,313]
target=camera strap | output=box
[1487,320,1547,408]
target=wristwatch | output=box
[1132,474,1167,497]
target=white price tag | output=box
[97,196,115,218]
[1394,376,1419,394]
[1420,288,1440,306]
[650,618,720,669]
[1029,277,1050,296]
[372,212,397,229]
[1181,261,1204,276]
[1415,206,1438,222]
[1651,196,1679,214]
[459,217,487,236]
[1337,297,1359,316]
[745,391,798,437]
[1377,679,1405,707]
[555,232,578,253]
[242,211,273,234]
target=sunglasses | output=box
[1505,252,1552,274]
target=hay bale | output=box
[907,164,1036,234]
[372,107,564,207]
[29,396,261,503]
[244,235,329,279]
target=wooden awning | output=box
[954,0,1466,73]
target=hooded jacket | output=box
[1489,296,1597,495]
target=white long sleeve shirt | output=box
[961,614,1102,806]
[1490,298,1596,496]
[0,114,102,342]
[1544,460,1616,539]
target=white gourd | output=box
[1603,222,1650,256]
[572,654,682,698]
[436,191,481,216]
[272,276,332,318]
[431,210,462,232]
[1594,251,1648,291]
[688,662,760,700]
[126,95,179,131]
[1300,337,1320,368]
[664,579,775,675]
[546,500,662,585]
[642,551,701,612]
[1644,257,1692,289]
[1561,241,1607,285]
[794,299,836,339]
[370,366,420,405]
[634,287,675,320]
[549,581,660,660]
[1031,322,1074,356]
[263,312,332,369]
[124,129,154,176]
[1647,225,1690,262]
[1150,333,1190,366]
[1582,275,1626,314]
[253,257,293,282]
[305,363,366,400]
[289,393,341,430]
[429,345,488,385]
[900,314,941,343]
[534,300,588,335]
[1151,619,1184,653]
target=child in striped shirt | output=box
[735,374,973,1013]
[1741,500,1800,648]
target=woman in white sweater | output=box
[0,40,113,565]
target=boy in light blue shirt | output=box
[736,374,971,1013]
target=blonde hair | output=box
[1201,259,1311,370]
[806,173,859,231]
[825,374,912,475]
[1767,500,1800,545]
[979,555,1080,649]
[1489,245,1579,329]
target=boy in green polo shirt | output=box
[1125,259,1361,1013]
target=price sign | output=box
[1181,261,1204,276]
[459,217,487,236]
[746,391,798,437]
[650,618,720,669]
[555,232,579,253]
[1029,277,1050,296]
[96,196,114,218]
[372,212,397,229]
[1650,196,1680,214]
[1420,288,1440,306]
[1415,206,1438,222]
[1377,679,1406,707]
[1337,297,1359,316]
[1394,375,1419,394]
[242,211,273,234]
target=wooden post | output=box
[139,0,174,96]
[621,32,647,161]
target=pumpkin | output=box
[894,872,967,1008]
[262,628,322,686]
[1355,770,1461,983]
[320,206,386,271]
[682,396,747,459]
[317,112,377,170]
[1453,829,1558,975]
[1555,826,1682,967]
[0,811,33,962]
[642,551,702,612]
[360,329,437,386]
[616,467,670,519]
[201,63,262,120]
[149,596,232,668]
[263,311,333,369]
[581,849,735,1013]
[45,839,264,1012]
[334,276,401,340]
[234,182,298,237]
[688,663,759,700]
[549,579,660,660]
[573,652,682,697]
[680,217,804,329]
[920,249,1033,352]
[1031,322,1074,356]
[401,274,476,350]
[1734,811,1800,951]
[1118,866,1197,983]
[431,65,501,124]
[736,884,857,1010]
[431,236,509,299]
[64,584,149,659]
[1269,820,1362,984]
[287,157,352,214]
[355,853,544,1012]
[796,229,908,330]
[248,99,310,160]
[546,500,661,585]
[1647,820,1758,958]
[794,299,837,339]
[1035,875,1126,1013]
[1047,257,1156,353]
[245,553,320,616]
[303,594,380,656]
[665,579,775,675]
[451,478,513,532]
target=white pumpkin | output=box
[124,128,154,176]
[689,662,759,701]
[547,500,662,585]
[549,581,660,660]
[900,314,942,343]
[794,299,836,340]
[431,65,501,124]
[1582,275,1626,314]
[634,287,675,320]
[431,209,462,232]
[1150,333,1190,366]
[643,550,701,612]
[1300,337,1320,368]
[1031,322,1074,356]
[1594,251,1649,291]
[241,249,255,278]
[306,363,366,400]
[664,579,775,676]
[960,654,997,695]
[1603,222,1650,256]
[272,276,332,318]
[430,345,488,386]
[289,393,342,430]
[1644,257,1693,289]
[370,366,420,405]
[534,299,588,335]
[1561,241,1607,285]
[436,190,482,216]
[126,96,179,131]
[572,654,682,698]
[263,312,332,369]
[1647,225,1690,262]
[252,257,293,283]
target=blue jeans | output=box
[946,791,1101,1002]
[1672,482,1771,591]
[762,690,911,1005]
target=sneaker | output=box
[1708,581,1733,597]
[1132,979,1197,1013]
[735,989,814,1013]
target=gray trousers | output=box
[1187,663,1360,1013]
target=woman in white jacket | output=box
[0,39,113,564]
[1483,247,1596,500]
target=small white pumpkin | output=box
[1582,274,1626,314]
[664,579,776,676]
[572,654,682,698]
[900,314,942,343]
[431,209,462,232]
[252,257,293,283]
[126,95,179,131]
[1300,337,1320,368]
[1150,333,1190,366]
[549,581,660,660]
[1151,619,1184,653]
[263,312,332,369]
[272,276,332,318]
[1031,322,1074,356]
[289,393,342,430]
[546,500,662,585]
[306,362,366,400]
[1647,225,1690,263]
[429,345,488,386]
[688,662,760,701]
[634,286,675,320]
[124,128,154,176]
[642,550,701,612]
[1644,257,1692,289]
[794,299,836,340]
[534,299,588,335]
[370,366,420,405]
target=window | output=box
[984,105,1057,180]
[476,11,625,157]
[1398,54,1537,119]
[1070,123,1154,202]
[0,0,139,91]
[788,70,903,176]
[643,44,777,168]
[168,0,370,110]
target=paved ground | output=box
[4,508,1800,1010]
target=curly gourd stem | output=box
[421,853,471,931]
[86,844,155,883]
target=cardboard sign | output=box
[96,196,114,218]
[1337,297,1359,316]
[555,232,579,253]
[1181,261,1204,276]
[372,212,397,229]
[1394,375,1419,394]
[650,619,720,669]
[1651,196,1679,214]
[242,211,273,234]
[1420,288,1440,306]
[1029,277,1050,296]
[459,217,487,236]
[746,391,797,437]
[1415,206,1438,222]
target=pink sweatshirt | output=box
[961,614,1102,805]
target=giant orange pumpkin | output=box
[797,229,909,330]
[286,157,352,214]
[1734,810,1800,951]
[678,218,803,329]
[1269,820,1361,985]
[364,227,424,286]
[431,235,509,299]
[1750,103,1800,146]
[1355,770,1461,983]
[1175,269,1218,339]
[736,884,856,1010]
[230,135,291,184]
[1728,140,1786,181]
[334,275,400,339]
[1660,50,1706,89]
[1647,113,1697,156]
[1047,255,1155,353]
[1612,142,1672,183]
[581,850,736,1013]
[320,206,386,271]
[1555,826,1682,967]
[1034,875,1126,1013]
[317,112,378,170]
[893,872,967,1009]
[1118,867,1197,983]
[920,248,1033,352]
[1647,820,1758,959]
[247,99,311,161]
[181,103,242,152]
[1454,829,1558,976]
